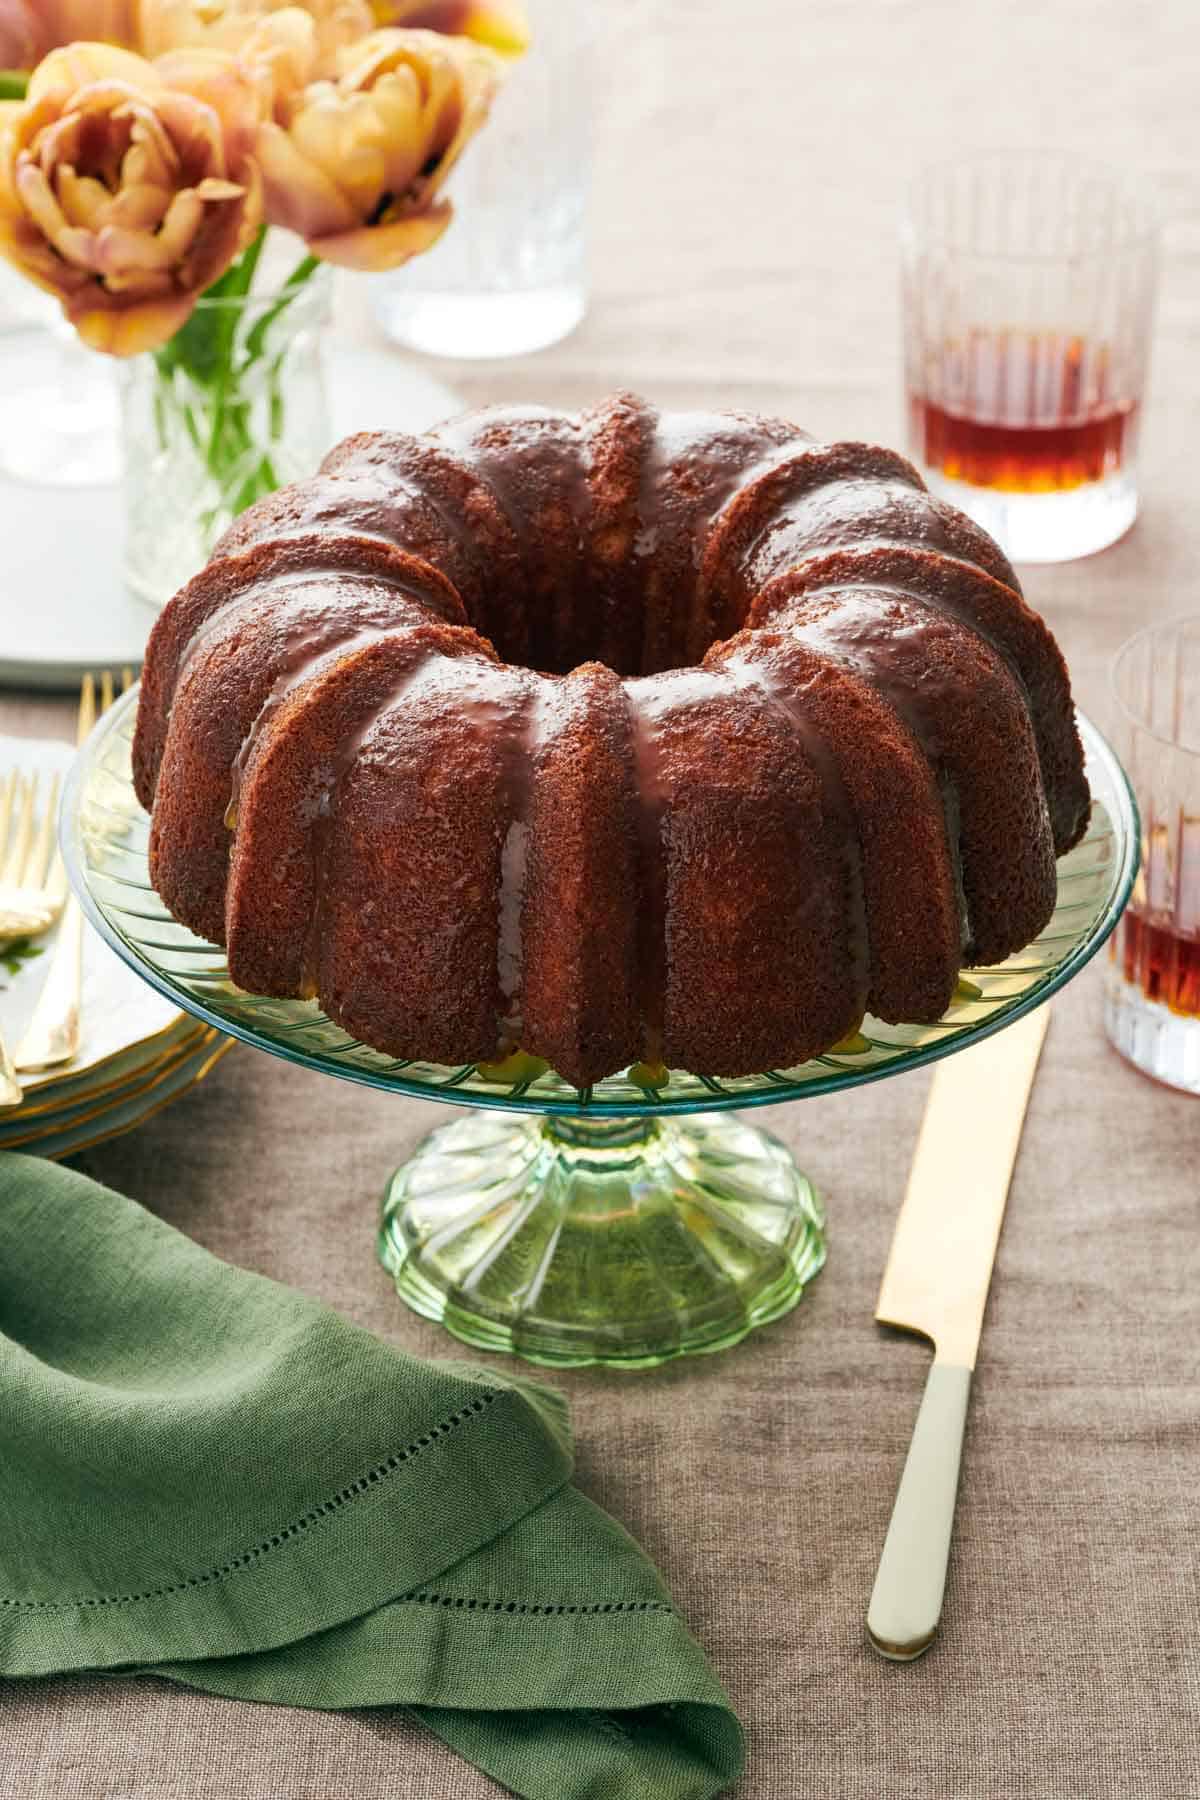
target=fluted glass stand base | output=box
[378,1110,825,1369]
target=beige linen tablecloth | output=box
[4,2,1200,1793]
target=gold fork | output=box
[0,769,66,1106]
[15,671,130,1076]
[0,769,62,941]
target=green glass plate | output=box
[65,687,1137,1117]
[63,688,1137,1369]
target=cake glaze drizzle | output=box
[721,648,871,1004]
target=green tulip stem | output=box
[149,228,324,546]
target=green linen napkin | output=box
[0,1153,743,1799]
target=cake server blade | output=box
[866,1002,1051,1662]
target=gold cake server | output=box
[867,1002,1051,1662]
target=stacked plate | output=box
[0,734,233,1157]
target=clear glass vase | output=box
[121,265,332,612]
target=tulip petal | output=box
[27,44,160,110]
[14,158,84,259]
[257,115,358,236]
[308,197,451,270]
[42,2,139,51]
[155,48,266,167]
[155,87,228,181]
[119,100,182,185]
[70,289,196,355]
[375,1,530,55]
[177,163,256,287]
[0,224,90,292]
[98,265,173,297]
[455,0,529,55]
[0,1,46,70]
[94,218,174,271]
[155,183,205,259]
[56,165,118,230]
[107,178,172,230]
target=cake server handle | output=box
[866,1004,1050,1661]
[866,1360,971,1660]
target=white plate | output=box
[2,1017,209,1122]
[0,339,464,691]
[0,733,184,1095]
[0,1025,219,1146]
[19,1031,234,1160]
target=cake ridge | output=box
[750,542,1087,856]
[720,645,870,1007]
[493,668,550,1050]
[622,667,731,1059]
[776,589,1057,964]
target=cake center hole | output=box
[480,583,728,681]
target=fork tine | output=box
[100,668,114,715]
[121,666,135,694]
[0,770,15,864]
[2,774,36,886]
[77,673,96,749]
[28,771,60,891]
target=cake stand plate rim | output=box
[62,687,1139,1121]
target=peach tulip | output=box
[257,27,500,269]
[0,42,262,353]
[136,0,374,72]
[142,6,321,116]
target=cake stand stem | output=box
[378,1108,826,1369]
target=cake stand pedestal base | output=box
[378,1109,825,1368]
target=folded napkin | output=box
[0,1153,743,1798]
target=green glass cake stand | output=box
[65,689,1137,1370]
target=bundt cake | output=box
[134,392,1090,1088]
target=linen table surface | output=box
[3,1,1199,1793]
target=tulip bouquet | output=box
[0,0,525,597]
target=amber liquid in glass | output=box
[910,333,1137,493]
[1116,912,1200,1018]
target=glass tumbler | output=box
[902,153,1159,563]
[1104,617,1200,1095]
[373,0,591,359]
[0,291,121,488]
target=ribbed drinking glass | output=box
[902,153,1159,563]
[1104,617,1200,1095]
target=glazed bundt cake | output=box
[134,393,1090,1087]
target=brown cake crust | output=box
[750,546,1088,856]
[518,662,641,1084]
[225,628,497,1024]
[135,394,1091,1086]
[625,667,864,1073]
[708,629,962,1025]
